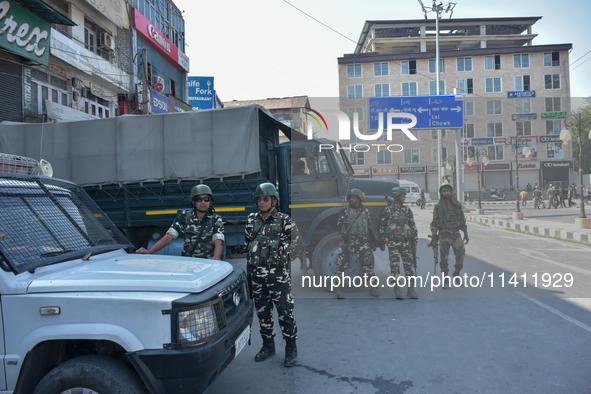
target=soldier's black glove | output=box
[380,242,385,251]
[463,232,469,245]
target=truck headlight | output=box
[176,299,226,345]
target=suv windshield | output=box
[0,175,133,274]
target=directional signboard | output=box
[369,95,464,130]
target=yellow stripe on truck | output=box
[145,207,246,215]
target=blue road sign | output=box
[369,95,464,130]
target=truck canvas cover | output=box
[0,105,265,186]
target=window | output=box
[84,17,111,61]
[485,55,501,70]
[456,79,473,94]
[135,0,184,51]
[404,148,420,164]
[348,107,364,122]
[374,63,389,76]
[429,59,445,73]
[546,120,562,135]
[463,123,475,138]
[457,57,472,72]
[374,84,390,97]
[515,98,531,114]
[485,77,502,93]
[431,147,447,163]
[544,52,560,67]
[403,130,419,141]
[486,122,503,137]
[402,82,418,96]
[401,60,417,75]
[347,85,363,99]
[347,64,362,78]
[488,145,504,161]
[431,130,446,140]
[513,54,529,68]
[376,134,392,164]
[429,80,445,95]
[30,69,69,117]
[514,75,531,91]
[545,97,561,112]
[544,74,561,89]
[465,101,474,116]
[350,151,365,165]
[516,121,532,136]
[486,100,502,115]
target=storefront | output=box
[514,162,541,190]
[483,163,511,190]
[399,166,426,189]
[541,160,572,189]
[426,165,439,193]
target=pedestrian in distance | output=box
[420,188,426,209]
[334,188,380,299]
[245,182,303,367]
[379,187,419,299]
[429,181,469,288]
[547,185,558,209]
[533,186,542,209]
[481,186,486,200]
[568,186,575,207]
[135,184,225,260]
[520,190,527,208]
[558,186,566,207]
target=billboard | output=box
[188,76,214,109]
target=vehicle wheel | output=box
[311,232,370,278]
[33,355,144,394]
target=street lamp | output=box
[466,148,489,210]
[503,136,532,213]
[560,112,591,219]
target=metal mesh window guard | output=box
[176,299,226,345]
[0,175,133,274]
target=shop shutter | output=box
[0,52,23,122]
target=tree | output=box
[572,105,591,174]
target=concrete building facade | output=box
[338,17,573,193]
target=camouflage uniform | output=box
[533,188,542,209]
[430,198,467,275]
[166,210,224,258]
[335,205,375,277]
[379,203,418,281]
[245,210,303,340]
[547,187,557,209]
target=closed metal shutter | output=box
[0,51,24,122]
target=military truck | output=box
[0,105,398,276]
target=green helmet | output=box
[255,183,279,200]
[390,187,407,199]
[347,188,364,201]
[190,184,213,200]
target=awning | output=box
[12,0,77,26]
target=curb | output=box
[465,214,591,245]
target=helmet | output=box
[190,184,213,201]
[439,181,453,193]
[389,187,407,199]
[255,183,279,200]
[346,188,365,201]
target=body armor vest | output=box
[341,206,369,237]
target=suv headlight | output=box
[174,299,227,346]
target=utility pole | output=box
[142,48,150,115]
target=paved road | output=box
[212,207,591,394]
[466,200,589,225]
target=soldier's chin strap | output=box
[259,201,277,215]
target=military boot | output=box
[441,269,450,289]
[369,286,380,298]
[406,284,419,299]
[284,338,298,367]
[392,284,403,299]
[254,338,275,362]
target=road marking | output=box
[516,291,591,335]
[517,249,591,275]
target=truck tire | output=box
[33,355,144,394]
[312,232,369,278]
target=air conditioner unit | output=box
[72,91,79,101]
[152,75,164,86]
[100,32,116,51]
[71,77,79,89]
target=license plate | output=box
[235,325,250,357]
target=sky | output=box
[173,0,591,103]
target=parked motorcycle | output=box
[490,192,507,201]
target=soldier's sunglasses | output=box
[194,197,211,202]
[257,196,271,203]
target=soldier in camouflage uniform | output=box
[533,186,542,209]
[429,182,468,288]
[334,188,379,299]
[379,187,419,299]
[245,183,303,368]
[136,185,224,260]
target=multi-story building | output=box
[338,17,572,192]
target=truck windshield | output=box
[0,176,133,274]
[335,145,354,177]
